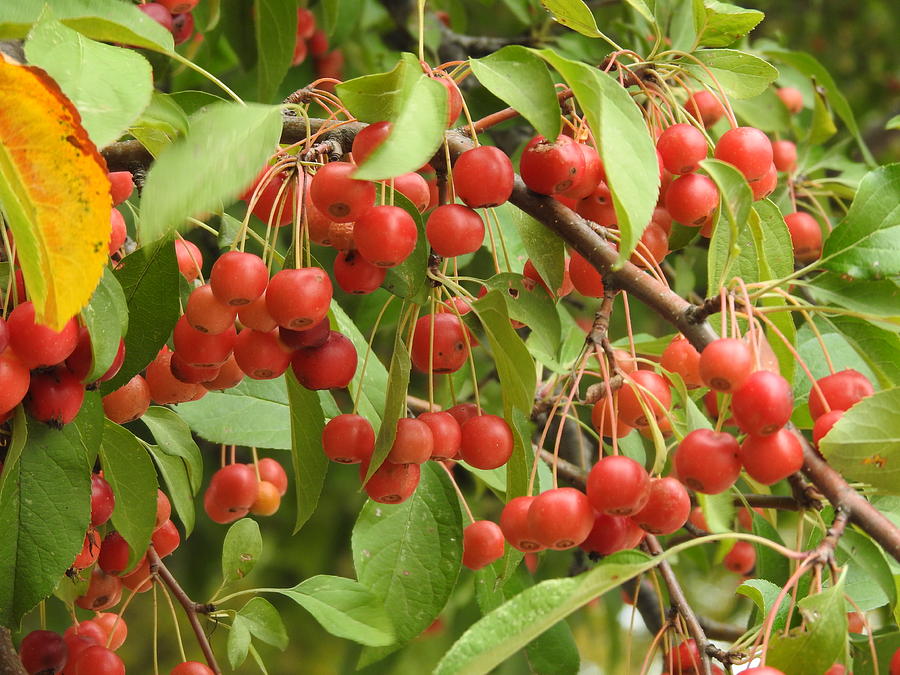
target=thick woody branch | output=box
[0,628,25,675]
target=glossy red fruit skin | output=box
[520,135,585,195]
[72,527,101,569]
[351,121,392,165]
[666,639,701,674]
[108,171,134,205]
[26,367,85,426]
[265,267,333,330]
[568,250,604,298]
[291,331,357,390]
[630,222,669,268]
[459,414,513,470]
[73,645,125,675]
[723,540,755,574]
[435,75,463,127]
[170,353,220,385]
[75,569,123,612]
[383,171,431,212]
[665,173,719,226]
[576,183,616,227]
[171,661,215,675]
[360,461,420,504]
[387,418,433,464]
[151,519,180,557]
[102,374,151,424]
[138,2,173,30]
[579,512,645,555]
[656,123,708,174]
[354,205,418,268]
[171,11,195,45]
[616,370,671,428]
[527,488,594,550]
[812,409,844,447]
[173,315,237,367]
[108,210,127,256]
[751,163,778,201]
[90,474,115,527]
[499,496,545,552]
[426,204,485,257]
[310,162,376,223]
[209,251,269,307]
[156,0,199,12]
[890,646,900,675]
[93,613,127,651]
[201,354,243,391]
[20,630,68,675]
[98,340,126,384]
[0,350,29,414]
[632,477,691,535]
[742,668,786,675]
[675,429,741,494]
[185,284,238,335]
[243,169,295,227]
[7,301,79,369]
[777,87,804,114]
[257,458,288,495]
[210,463,258,510]
[61,636,92,675]
[418,411,461,460]
[453,146,515,207]
[446,402,479,427]
[279,317,330,350]
[333,251,386,295]
[238,293,277,332]
[249,482,280,516]
[808,369,874,420]
[698,337,754,392]
[98,531,138,575]
[63,620,106,649]
[174,239,203,282]
[590,398,633,439]
[586,455,650,516]
[119,559,152,593]
[204,488,245,524]
[731,370,793,435]
[772,139,798,172]
[410,313,470,374]
[784,212,822,262]
[714,127,773,181]
[686,91,725,127]
[462,520,505,570]
[233,329,292,380]
[739,428,804,485]
[561,144,604,199]
[660,335,702,387]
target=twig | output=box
[148,549,221,674]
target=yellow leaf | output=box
[0,58,110,330]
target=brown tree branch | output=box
[148,549,221,675]
[0,628,25,675]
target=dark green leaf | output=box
[736,578,791,632]
[285,371,329,533]
[483,273,562,360]
[100,421,158,569]
[330,300,387,427]
[703,158,753,289]
[750,199,794,281]
[682,49,778,99]
[807,88,837,145]
[819,388,900,494]
[469,46,562,141]
[821,164,900,280]
[850,627,900,675]
[129,92,189,157]
[139,103,283,243]
[537,50,659,262]
[145,444,195,538]
[102,238,180,393]
[382,192,427,301]
[253,0,295,102]
[25,15,153,148]
[836,529,895,611]
[352,463,461,663]
[751,511,790,586]
[510,207,566,299]
[539,0,602,38]
[337,53,447,181]
[140,406,203,494]
[0,396,102,627]
[819,315,900,388]
[273,575,395,647]
[221,518,262,586]
[0,0,174,53]
[731,88,791,134]
[805,274,900,328]
[696,1,763,47]
[81,268,128,383]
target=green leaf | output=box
[0,396,102,627]
[850,626,900,675]
[330,300,387,427]
[475,565,580,674]
[435,551,653,675]
[750,199,794,281]
[145,444,195,538]
[623,0,655,24]
[351,463,461,663]
[806,274,900,328]
[751,511,790,586]
[731,88,791,134]
[766,572,848,675]
[703,158,753,290]
[836,529,896,611]
[764,49,875,165]
[536,50,659,262]
[102,238,180,393]
[176,377,293,449]
[382,192,427,301]
[0,0,175,53]
[285,371,329,533]
[697,491,734,534]
[273,575,395,647]
[821,164,900,280]
[510,207,566,297]
[253,0,295,102]
[139,102,283,243]
[100,421,158,569]
[819,388,900,495]
[819,315,900,389]
[736,578,791,632]
[696,1,764,47]
[228,597,288,668]
[682,49,778,99]
[483,273,562,360]
[81,268,128,383]
[539,0,602,38]
[362,317,411,482]
[129,92,190,157]
[221,518,263,586]
[337,53,447,181]
[887,115,900,131]
[807,88,837,145]
[469,46,562,141]
[140,406,203,494]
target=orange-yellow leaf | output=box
[0,58,109,330]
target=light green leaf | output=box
[25,15,153,148]
[731,88,791,134]
[145,445,195,538]
[682,49,778,99]
[751,199,794,281]
[703,158,753,290]
[737,578,791,632]
[139,102,282,243]
[221,518,262,586]
[228,596,288,668]
[352,463,461,663]
[285,371,329,533]
[129,92,189,157]
[805,274,900,328]
[100,421,158,569]
[483,273,562,360]
[751,511,790,586]
[819,388,900,495]
[510,207,566,297]
[819,315,900,389]
[807,89,837,145]
[469,46,561,141]
[382,192,428,301]
[887,115,900,131]
[536,50,659,262]
[254,0,295,102]
[81,268,128,382]
[330,300,387,427]
[696,1,763,47]
[837,529,895,611]
[539,0,602,37]
[140,406,203,493]
[821,164,900,280]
